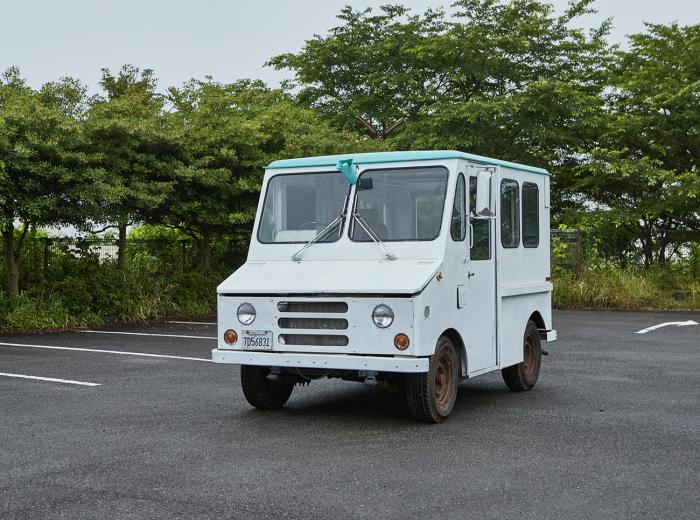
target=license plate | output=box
[241,330,273,350]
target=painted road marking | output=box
[167,321,216,325]
[636,320,698,334]
[0,342,212,362]
[0,372,101,387]
[81,330,216,340]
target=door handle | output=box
[468,271,476,278]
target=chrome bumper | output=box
[211,349,429,373]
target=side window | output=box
[451,174,466,241]
[500,179,520,248]
[469,176,491,260]
[522,182,539,247]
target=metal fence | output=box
[550,229,584,275]
[1,237,247,289]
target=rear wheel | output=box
[406,336,459,423]
[502,320,541,391]
[240,366,294,409]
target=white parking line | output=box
[0,342,212,362]
[81,330,216,340]
[0,372,101,387]
[167,320,216,325]
[636,320,698,334]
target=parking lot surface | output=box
[1,310,698,519]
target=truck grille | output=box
[277,301,348,313]
[278,317,348,330]
[277,300,349,347]
[279,334,349,347]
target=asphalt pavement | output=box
[1,310,698,520]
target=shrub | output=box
[0,264,223,331]
[553,264,700,310]
[54,276,92,314]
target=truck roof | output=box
[267,150,549,176]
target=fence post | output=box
[43,238,50,276]
[576,230,583,277]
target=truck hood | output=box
[217,259,441,295]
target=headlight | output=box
[237,302,256,325]
[372,304,394,328]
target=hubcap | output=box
[434,354,454,407]
[523,335,537,380]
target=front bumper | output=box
[212,349,429,373]
[539,329,557,341]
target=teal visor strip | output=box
[336,158,357,184]
[267,150,549,176]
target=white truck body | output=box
[213,150,556,382]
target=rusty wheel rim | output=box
[523,335,537,381]
[434,353,454,408]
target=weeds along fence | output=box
[1,237,249,293]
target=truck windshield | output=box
[258,172,350,243]
[350,167,448,242]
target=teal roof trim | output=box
[267,150,549,175]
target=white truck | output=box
[213,151,557,422]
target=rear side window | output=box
[451,174,466,241]
[522,182,539,247]
[500,179,520,248]
[469,176,491,260]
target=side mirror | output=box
[356,177,373,191]
[474,170,494,217]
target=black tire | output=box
[405,335,459,423]
[502,319,542,391]
[240,365,294,409]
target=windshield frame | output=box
[256,171,351,245]
[349,165,450,243]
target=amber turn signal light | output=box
[223,329,238,345]
[394,333,410,351]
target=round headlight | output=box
[372,304,394,328]
[237,302,256,325]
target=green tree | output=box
[572,23,700,265]
[83,65,176,267]
[270,1,612,220]
[268,4,446,139]
[165,79,372,272]
[0,67,86,296]
[395,0,611,201]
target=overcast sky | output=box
[2,0,699,94]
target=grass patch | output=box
[0,267,223,332]
[553,265,700,311]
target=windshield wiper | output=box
[291,193,349,262]
[352,212,397,261]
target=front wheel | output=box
[502,320,542,391]
[405,336,459,423]
[240,366,294,409]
